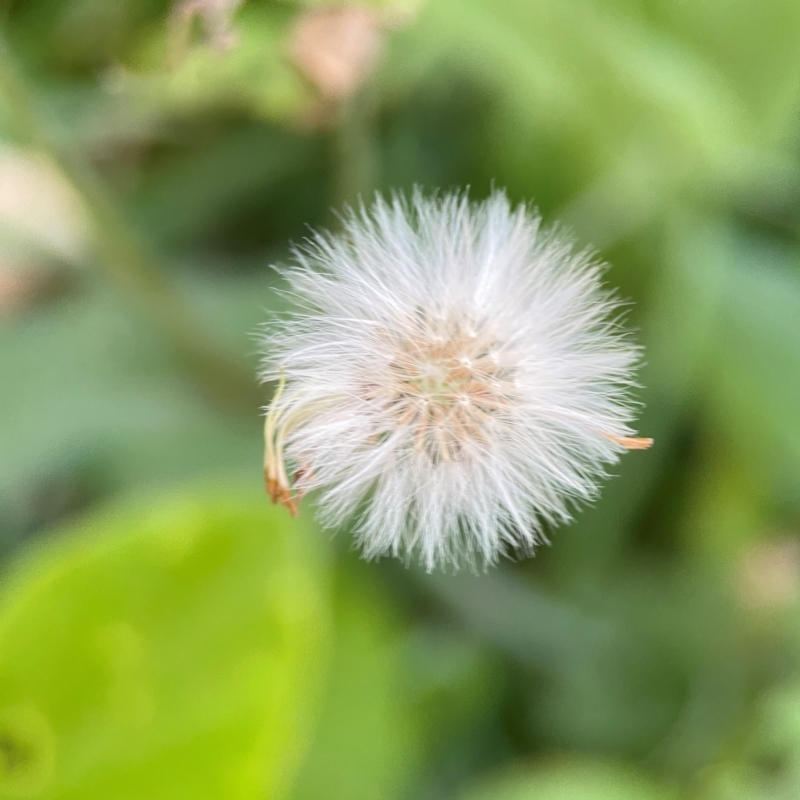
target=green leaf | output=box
[0,491,331,800]
[700,681,800,800]
[461,760,675,800]
[0,271,283,547]
[290,567,421,800]
[705,232,800,502]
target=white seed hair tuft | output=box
[260,189,651,571]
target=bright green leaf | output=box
[0,492,330,800]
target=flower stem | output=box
[331,84,380,213]
[0,32,261,414]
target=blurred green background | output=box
[2,0,800,798]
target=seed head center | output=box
[384,320,515,464]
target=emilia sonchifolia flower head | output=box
[260,190,652,571]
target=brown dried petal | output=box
[288,6,384,103]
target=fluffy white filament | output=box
[260,190,651,571]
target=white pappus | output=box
[260,189,651,571]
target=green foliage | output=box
[0,493,330,800]
[291,569,422,800]
[461,760,675,800]
[133,4,310,123]
[291,567,499,800]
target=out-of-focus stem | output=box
[0,33,262,414]
[331,84,380,213]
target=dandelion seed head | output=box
[260,189,651,571]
